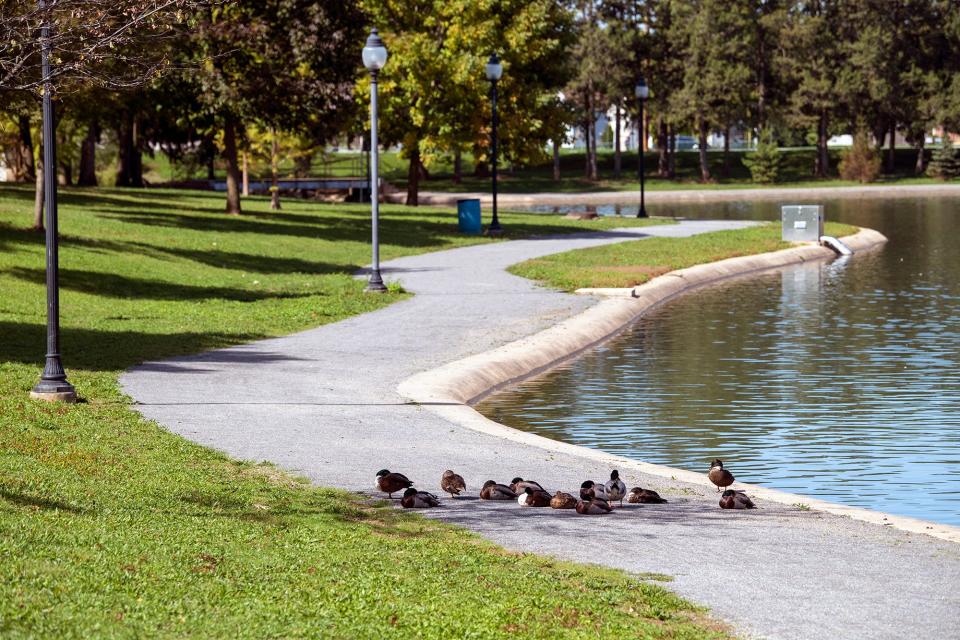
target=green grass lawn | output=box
[0,184,733,638]
[510,222,859,291]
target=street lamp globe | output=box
[362,28,388,71]
[485,53,503,82]
[635,77,649,100]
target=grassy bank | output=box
[511,222,858,290]
[0,185,729,638]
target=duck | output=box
[479,480,518,500]
[510,477,546,493]
[627,487,668,504]
[580,480,609,502]
[550,491,578,509]
[440,470,466,498]
[575,497,613,515]
[517,487,552,507]
[605,470,627,505]
[708,459,735,492]
[400,488,440,508]
[376,469,413,498]
[719,489,755,510]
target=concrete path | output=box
[389,182,960,207]
[121,221,960,640]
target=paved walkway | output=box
[388,182,960,207]
[121,221,960,640]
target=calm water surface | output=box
[479,196,960,526]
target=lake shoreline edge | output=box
[399,226,960,544]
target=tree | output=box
[778,0,845,178]
[365,0,574,204]
[669,0,755,182]
[743,127,782,183]
[187,0,364,214]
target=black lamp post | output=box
[362,28,388,293]
[635,77,649,219]
[31,0,76,403]
[485,53,503,235]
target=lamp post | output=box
[31,0,76,403]
[485,53,503,235]
[362,28,388,293]
[635,77,649,219]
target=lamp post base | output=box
[636,207,649,219]
[30,381,77,403]
[485,226,504,237]
[365,272,388,293]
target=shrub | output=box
[926,140,960,180]
[743,129,782,183]
[839,130,881,183]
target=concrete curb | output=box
[399,227,960,545]
[386,183,960,207]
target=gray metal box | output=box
[781,205,824,242]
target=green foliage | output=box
[926,141,960,179]
[743,129,782,183]
[839,130,881,183]
[361,0,575,195]
[510,222,858,291]
[0,185,724,639]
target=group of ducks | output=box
[375,458,756,513]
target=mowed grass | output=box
[0,185,730,638]
[511,222,859,290]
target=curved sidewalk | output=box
[121,220,960,640]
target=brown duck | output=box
[708,459,735,492]
[517,487,552,507]
[580,480,609,502]
[719,489,755,510]
[376,469,413,498]
[550,491,578,509]
[627,487,668,504]
[510,477,546,493]
[440,470,466,498]
[575,497,613,515]
[605,470,626,505]
[480,480,518,500]
[400,488,440,508]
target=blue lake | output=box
[478,196,960,526]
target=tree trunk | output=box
[613,103,622,179]
[453,148,462,183]
[207,157,215,181]
[887,122,896,173]
[59,158,72,186]
[657,118,668,178]
[32,152,44,232]
[116,114,143,187]
[915,138,926,174]
[222,118,242,214]
[78,122,98,186]
[406,144,420,206]
[270,130,281,210]
[242,151,250,197]
[19,115,35,181]
[815,111,829,178]
[589,106,598,180]
[698,116,711,182]
[668,126,676,179]
[722,126,731,178]
[553,139,561,181]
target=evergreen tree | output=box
[743,128,781,183]
[926,140,960,180]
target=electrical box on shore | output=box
[781,205,824,242]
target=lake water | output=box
[478,196,960,526]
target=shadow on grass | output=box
[6,267,314,302]
[0,487,85,513]
[1,320,270,372]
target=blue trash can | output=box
[457,198,482,234]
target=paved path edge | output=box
[400,228,960,545]
[386,183,960,207]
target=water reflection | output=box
[480,196,960,526]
